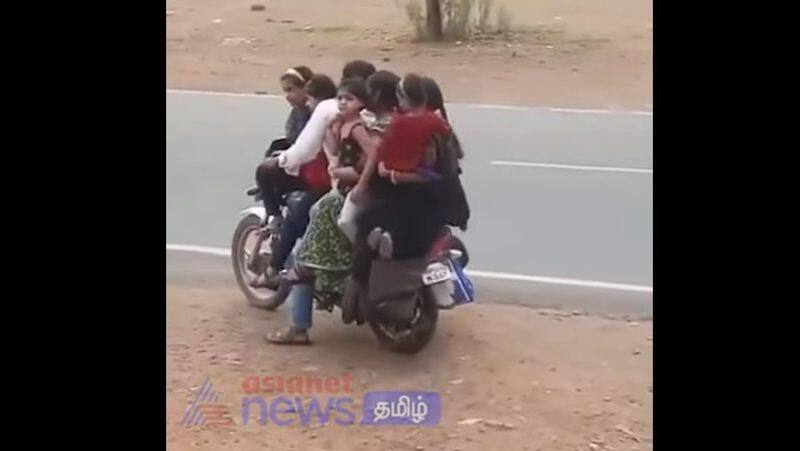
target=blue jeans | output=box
[290,283,314,329]
[269,191,322,272]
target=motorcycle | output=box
[232,184,475,353]
[231,140,475,354]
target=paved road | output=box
[167,91,653,317]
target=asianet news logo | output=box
[181,374,441,428]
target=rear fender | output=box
[368,258,427,302]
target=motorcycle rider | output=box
[250,74,337,288]
[251,61,378,289]
[281,66,314,146]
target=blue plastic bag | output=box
[447,258,475,305]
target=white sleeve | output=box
[278,99,336,176]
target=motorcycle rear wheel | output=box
[368,286,439,354]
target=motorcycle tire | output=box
[368,286,439,354]
[231,214,289,310]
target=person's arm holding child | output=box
[346,124,379,203]
[377,139,442,184]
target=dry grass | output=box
[403,0,426,39]
[496,5,512,35]
[402,0,514,42]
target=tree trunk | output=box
[426,0,443,40]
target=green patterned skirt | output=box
[296,189,353,296]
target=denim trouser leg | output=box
[290,283,314,329]
[270,191,320,271]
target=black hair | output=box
[421,77,449,122]
[366,70,400,112]
[305,74,337,100]
[280,66,313,88]
[338,77,370,105]
[341,60,376,82]
[399,73,427,108]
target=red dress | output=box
[377,111,450,172]
[359,111,452,260]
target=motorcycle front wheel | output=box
[231,214,289,310]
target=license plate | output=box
[423,263,452,286]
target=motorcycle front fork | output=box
[247,223,272,272]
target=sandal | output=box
[265,327,312,345]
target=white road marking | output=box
[466,270,652,293]
[549,107,653,116]
[166,244,653,293]
[166,243,231,257]
[491,160,653,174]
[166,89,653,116]
[166,89,282,100]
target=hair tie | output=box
[284,68,307,84]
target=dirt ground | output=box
[166,0,652,110]
[166,282,653,450]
